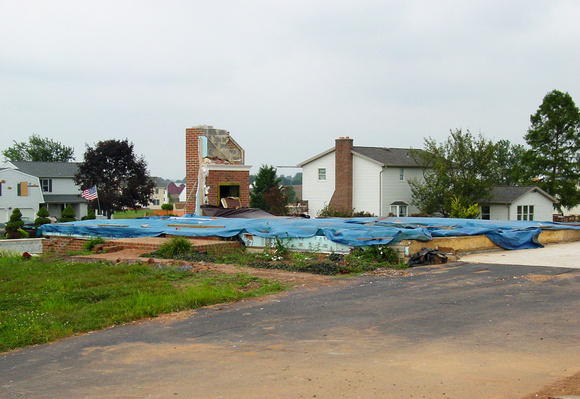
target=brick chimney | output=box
[329,137,353,213]
[185,126,205,214]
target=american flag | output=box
[82,186,98,201]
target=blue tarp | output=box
[37,215,580,250]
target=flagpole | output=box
[95,185,102,217]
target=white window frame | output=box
[399,168,405,181]
[517,205,534,221]
[390,204,408,217]
[41,179,52,192]
[318,168,326,181]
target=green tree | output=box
[250,165,281,211]
[291,172,302,185]
[74,139,155,218]
[409,129,497,217]
[59,205,76,222]
[5,208,25,239]
[2,134,74,162]
[35,206,51,227]
[449,196,480,219]
[523,90,580,211]
[491,140,528,186]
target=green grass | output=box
[0,256,284,352]
[113,209,156,219]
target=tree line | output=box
[3,89,579,218]
[410,89,580,216]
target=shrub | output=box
[82,208,96,221]
[161,203,174,211]
[317,204,376,218]
[5,208,24,238]
[35,206,51,227]
[157,236,193,258]
[59,204,76,222]
[83,236,105,251]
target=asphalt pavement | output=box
[2,245,580,398]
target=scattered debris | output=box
[408,248,448,266]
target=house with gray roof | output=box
[0,161,91,221]
[298,137,426,217]
[479,185,557,221]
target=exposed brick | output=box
[329,137,353,212]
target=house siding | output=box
[0,169,44,222]
[511,192,554,221]
[352,156,381,216]
[489,205,509,220]
[302,151,335,217]
[381,167,423,216]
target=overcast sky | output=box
[1,1,579,180]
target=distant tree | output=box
[2,134,74,162]
[291,172,302,185]
[59,205,76,222]
[35,206,51,227]
[250,165,281,211]
[75,139,155,218]
[522,90,580,211]
[161,203,174,215]
[409,129,497,217]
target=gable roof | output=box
[167,182,185,195]
[298,145,425,167]
[483,186,558,204]
[352,147,425,167]
[5,161,80,178]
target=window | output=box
[17,182,28,196]
[517,205,534,221]
[318,168,326,181]
[390,204,408,217]
[153,199,160,206]
[481,205,490,220]
[399,168,405,181]
[41,179,52,192]
[155,188,159,194]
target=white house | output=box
[480,186,557,221]
[0,161,90,221]
[298,137,425,217]
[0,167,44,222]
[147,177,168,209]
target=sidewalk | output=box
[459,240,580,268]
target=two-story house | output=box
[0,161,90,221]
[298,137,425,217]
[0,165,44,222]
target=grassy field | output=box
[0,256,284,352]
[113,209,156,219]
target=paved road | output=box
[2,260,579,398]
